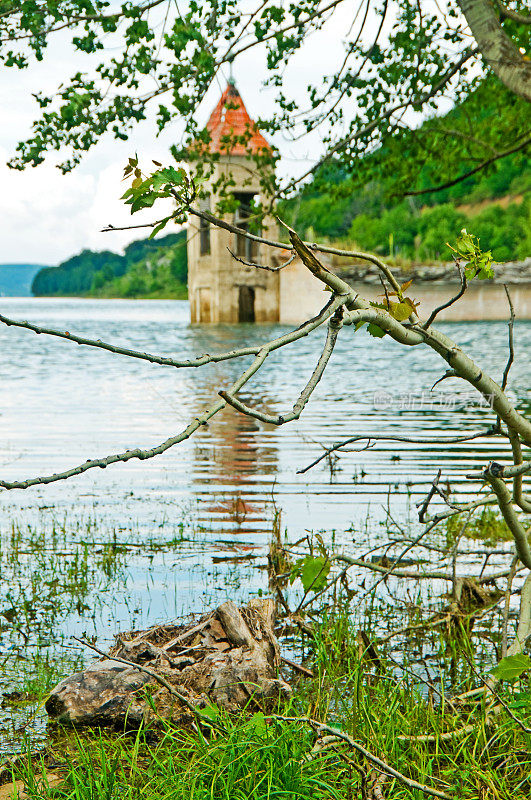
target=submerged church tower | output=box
[187,80,280,323]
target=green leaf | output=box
[367,323,386,338]
[388,301,412,322]
[290,556,330,592]
[151,167,185,190]
[199,702,221,721]
[148,216,173,238]
[245,712,268,736]
[490,654,531,681]
[130,192,159,213]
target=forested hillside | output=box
[281,80,530,264]
[282,153,530,264]
[31,231,187,298]
[32,83,530,300]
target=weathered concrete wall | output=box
[279,257,531,324]
[189,187,531,325]
[279,258,327,323]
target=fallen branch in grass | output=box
[272,714,454,799]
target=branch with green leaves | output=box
[3,1,529,199]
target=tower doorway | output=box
[238,286,255,322]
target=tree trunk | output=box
[457,0,531,102]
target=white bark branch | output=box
[0,297,343,491]
[457,0,531,101]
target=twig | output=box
[280,655,314,678]
[0,311,257,369]
[396,723,476,743]
[477,675,531,735]
[431,370,458,390]
[227,247,296,272]
[297,431,489,475]
[423,262,467,330]
[500,285,515,392]
[469,460,531,480]
[333,553,520,585]
[452,511,473,598]
[484,475,531,569]
[507,427,531,513]
[352,518,446,603]
[0,296,334,371]
[271,715,453,799]
[220,315,342,425]
[501,555,519,658]
[418,469,442,523]
[404,135,531,198]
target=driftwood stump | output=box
[46,599,290,727]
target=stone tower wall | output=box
[187,157,280,323]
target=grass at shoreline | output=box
[2,509,531,798]
[3,608,531,800]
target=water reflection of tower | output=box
[190,356,279,538]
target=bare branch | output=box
[227,247,296,272]
[418,469,442,523]
[475,459,531,480]
[343,305,424,345]
[297,431,490,475]
[484,475,531,569]
[423,495,498,525]
[416,326,531,446]
[507,428,531,513]
[501,555,519,658]
[507,571,531,657]
[423,263,467,329]
[220,313,342,425]
[0,295,342,371]
[404,134,531,197]
[430,370,458,390]
[0,311,256,368]
[285,221,401,296]
[500,285,515,392]
[333,552,516,585]
[0,297,343,491]
[271,715,453,800]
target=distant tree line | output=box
[32,232,187,297]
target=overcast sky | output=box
[0,2,375,265]
[0,2,454,265]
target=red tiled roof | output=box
[206,81,272,156]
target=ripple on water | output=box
[0,298,529,752]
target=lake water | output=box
[1,298,530,752]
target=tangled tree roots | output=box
[46,599,290,728]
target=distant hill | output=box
[0,263,47,296]
[31,231,187,298]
